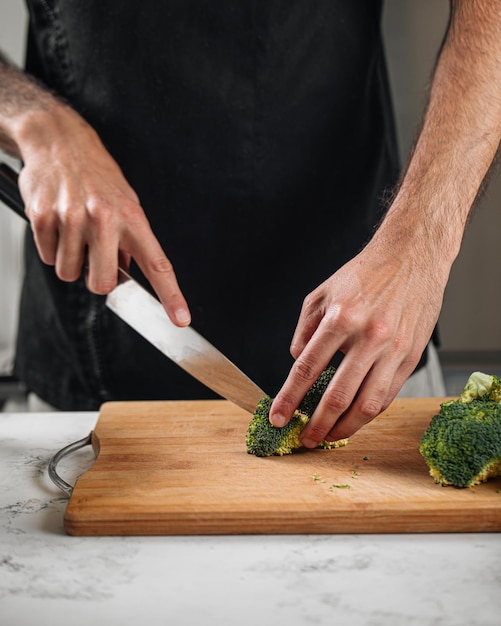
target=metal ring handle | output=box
[48,432,94,496]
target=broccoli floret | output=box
[456,371,501,404]
[246,397,308,457]
[419,371,501,487]
[246,367,348,457]
[298,366,337,415]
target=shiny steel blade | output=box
[105,270,266,413]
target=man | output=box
[0,2,499,449]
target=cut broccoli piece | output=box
[298,366,337,415]
[419,371,501,487]
[246,397,309,457]
[246,366,348,457]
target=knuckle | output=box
[323,388,352,413]
[149,256,175,275]
[324,301,344,325]
[86,197,117,230]
[61,213,79,232]
[300,289,328,322]
[121,197,145,220]
[58,204,86,231]
[317,316,340,342]
[305,422,330,442]
[365,319,392,345]
[293,358,319,385]
[357,398,383,422]
[28,202,54,231]
[275,393,299,415]
[301,293,318,317]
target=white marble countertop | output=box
[1,411,501,626]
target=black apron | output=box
[16,0,401,409]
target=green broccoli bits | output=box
[420,371,501,487]
[246,366,349,457]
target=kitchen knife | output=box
[0,163,266,413]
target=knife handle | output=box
[0,163,27,221]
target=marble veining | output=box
[1,412,501,626]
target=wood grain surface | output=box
[64,398,501,536]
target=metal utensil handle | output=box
[48,432,94,497]
[0,164,91,497]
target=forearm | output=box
[376,0,501,272]
[0,51,84,161]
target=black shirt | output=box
[16,0,400,409]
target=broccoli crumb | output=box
[363,456,369,461]
[329,483,351,490]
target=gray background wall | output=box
[0,0,26,375]
[1,1,500,377]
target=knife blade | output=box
[0,162,266,412]
[107,268,265,412]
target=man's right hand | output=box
[0,57,190,327]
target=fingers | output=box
[270,292,430,446]
[321,356,417,443]
[22,174,60,267]
[25,183,119,290]
[54,197,90,283]
[297,350,381,448]
[20,170,191,327]
[125,219,191,326]
[270,331,379,447]
[269,315,342,427]
[16,106,190,325]
[81,194,127,294]
[274,344,419,449]
[270,233,444,446]
[28,205,59,266]
[288,293,325,360]
[269,293,340,426]
[296,340,422,448]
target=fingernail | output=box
[175,308,191,325]
[270,412,286,428]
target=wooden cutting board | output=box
[64,398,501,535]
